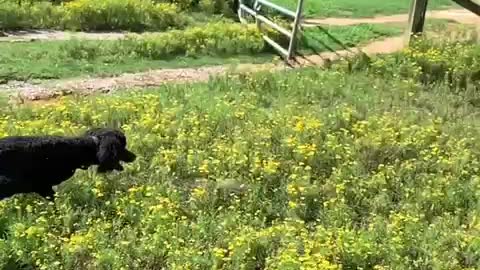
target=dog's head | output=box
[84,128,136,173]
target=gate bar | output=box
[238,0,305,59]
[256,0,297,18]
[240,4,293,38]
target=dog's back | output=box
[0,136,65,172]
[0,128,136,200]
[0,135,96,198]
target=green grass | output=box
[270,0,456,18]
[0,40,272,82]
[0,44,274,82]
[1,36,480,269]
[300,24,403,54]
[0,24,401,82]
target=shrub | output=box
[63,0,186,31]
[402,39,480,88]
[347,36,480,90]
[112,22,266,58]
[54,23,267,63]
[146,3,188,31]
[161,0,196,10]
[0,0,187,31]
[57,23,266,60]
[0,1,63,30]
[198,0,236,16]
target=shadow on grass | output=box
[291,25,371,67]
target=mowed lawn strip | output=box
[270,0,455,18]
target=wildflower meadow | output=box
[1,36,480,269]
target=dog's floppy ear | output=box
[96,136,123,173]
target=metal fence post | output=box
[238,0,305,60]
[287,0,305,59]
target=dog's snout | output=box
[121,150,136,162]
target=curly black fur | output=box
[0,128,136,200]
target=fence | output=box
[406,0,480,44]
[237,0,305,59]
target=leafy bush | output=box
[398,39,480,88]
[121,22,265,57]
[0,1,63,30]
[0,0,187,31]
[347,35,480,90]
[198,0,236,16]
[161,0,196,10]
[58,22,266,60]
[63,0,186,31]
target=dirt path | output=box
[303,9,480,26]
[0,30,128,42]
[2,63,283,101]
[1,36,406,102]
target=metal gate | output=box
[238,0,305,60]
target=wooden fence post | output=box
[405,0,429,45]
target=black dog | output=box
[0,128,136,200]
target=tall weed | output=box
[60,22,266,59]
[63,0,186,31]
[0,0,187,31]
[342,34,480,90]
[0,1,63,30]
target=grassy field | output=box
[300,24,402,54]
[0,0,453,85]
[0,0,478,265]
[271,0,455,18]
[1,30,480,269]
[0,50,275,82]
[0,23,401,82]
